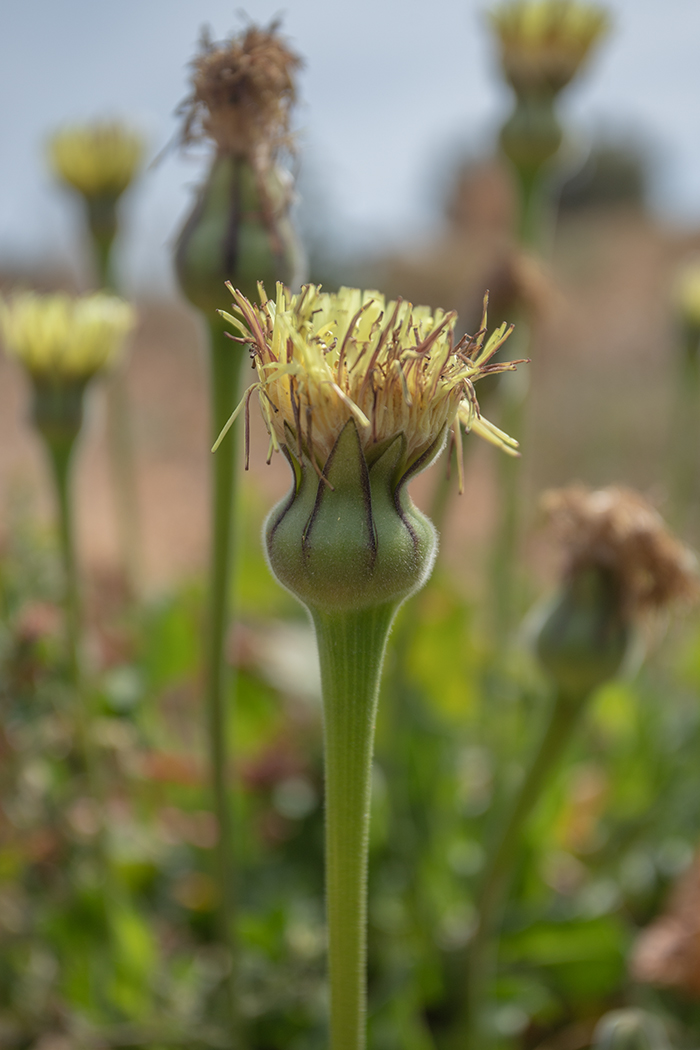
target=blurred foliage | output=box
[1,484,700,1050]
[558,139,649,214]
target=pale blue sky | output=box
[1,0,699,294]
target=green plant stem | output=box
[46,434,82,690]
[491,334,529,643]
[206,314,244,1041]
[489,163,546,642]
[670,333,700,535]
[459,687,588,1050]
[45,430,117,926]
[88,216,143,600]
[312,602,398,1050]
[516,165,549,252]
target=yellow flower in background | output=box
[48,121,144,199]
[219,283,523,483]
[490,0,609,94]
[0,291,136,380]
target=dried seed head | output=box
[631,851,700,999]
[179,22,302,159]
[542,485,698,618]
[48,121,144,199]
[0,291,135,380]
[219,283,524,480]
[490,0,609,95]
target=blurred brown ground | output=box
[2,167,700,595]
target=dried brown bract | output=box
[631,851,700,998]
[178,21,302,159]
[541,485,698,617]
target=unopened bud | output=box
[175,153,303,315]
[266,421,438,615]
[536,565,629,701]
[500,94,563,175]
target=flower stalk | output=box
[669,261,700,533]
[315,603,396,1050]
[459,485,696,1049]
[220,281,521,1049]
[487,0,609,635]
[204,313,243,1033]
[462,685,587,1049]
[0,289,134,765]
[48,120,145,599]
[173,22,304,1037]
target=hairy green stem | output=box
[459,688,587,1050]
[206,314,244,1040]
[313,602,398,1050]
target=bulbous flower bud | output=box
[174,22,304,314]
[592,1010,671,1050]
[175,153,302,315]
[219,283,524,615]
[536,485,697,700]
[266,420,438,613]
[499,93,563,175]
[536,564,629,701]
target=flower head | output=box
[0,291,136,381]
[490,0,609,95]
[178,22,302,159]
[541,485,698,617]
[48,121,144,199]
[220,283,522,483]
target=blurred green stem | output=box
[489,162,545,640]
[516,165,549,252]
[490,336,529,642]
[458,686,587,1050]
[87,198,143,600]
[670,329,700,534]
[47,434,82,691]
[313,603,397,1050]
[206,314,244,1042]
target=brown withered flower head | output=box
[542,485,698,618]
[631,850,700,999]
[178,21,302,160]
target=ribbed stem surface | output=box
[313,603,397,1050]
